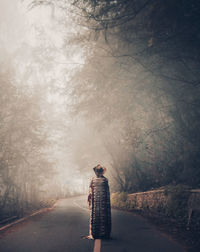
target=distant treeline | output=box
[12,0,200,196]
[66,0,200,192]
[0,65,55,220]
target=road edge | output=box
[0,202,57,232]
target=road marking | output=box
[73,200,101,252]
[93,239,101,252]
[73,200,89,212]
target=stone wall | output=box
[111,186,200,225]
[127,189,167,212]
[126,187,200,224]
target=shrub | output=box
[111,192,128,209]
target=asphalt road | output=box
[0,196,185,252]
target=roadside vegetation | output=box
[111,185,200,251]
[1,2,200,250]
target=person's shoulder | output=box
[102,176,108,181]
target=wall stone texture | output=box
[111,185,200,226]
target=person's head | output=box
[93,164,106,177]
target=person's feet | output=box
[81,235,94,240]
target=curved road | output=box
[0,196,185,252]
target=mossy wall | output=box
[111,185,200,224]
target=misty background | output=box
[0,0,200,218]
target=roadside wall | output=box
[111,186,200,224]
[127,189,167,212]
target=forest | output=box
[0,0,200,223]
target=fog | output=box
[0,0,111,200]
[1,0,200,217]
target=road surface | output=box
[0,196,185,252]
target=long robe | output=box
[89,176,111,239]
